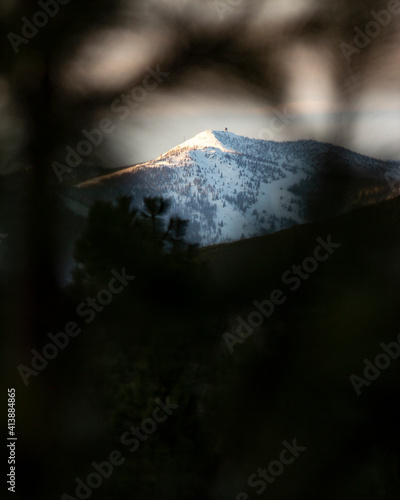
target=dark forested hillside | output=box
[29,192,399,500]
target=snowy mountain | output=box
[65,130,400,246]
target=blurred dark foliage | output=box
[1,0,400,499]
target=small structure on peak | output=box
[224,127,228,131]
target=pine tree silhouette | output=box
[141,196,171,238]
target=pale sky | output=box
[3,0,400,174]
[107,89,400,165]
[45,0,400,169]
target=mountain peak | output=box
[155,129,240,160]
[74,129,399,249]
[178,129,241,152]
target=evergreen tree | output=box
[141,196,171,238]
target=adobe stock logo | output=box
[236,439,307,500]
[52,64,169,183]
[349,332,400,395]
[340,1,400,63]
[213,0,243,21]
[258,107,297,141]
[7,0,71,54]
[17,268,134,386]
[384,165,400,193]
[62,397,179,500]
[223,235,341,354]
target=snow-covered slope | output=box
[68,130,400,246]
